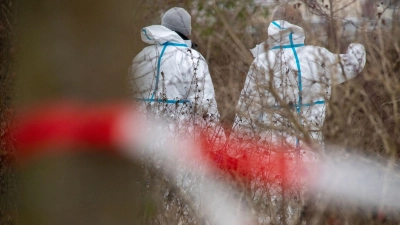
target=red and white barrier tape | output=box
[9,102,400,222]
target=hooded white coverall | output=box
[129,25,223,142]
[233,20,366,149]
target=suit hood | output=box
[267,20,305,48]
[141,25,188,45]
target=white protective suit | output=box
[129,25,223,142]
[233,20,366,148]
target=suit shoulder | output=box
[186,48,206,60]
[252,51,276,68]
[133,45,157,61]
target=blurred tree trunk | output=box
[15,0,146,103]
[18,152,154,225]
[14,0,159,224]
[0,0,16,224]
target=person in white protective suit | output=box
[232,5,366,150]
[129,7,224,143]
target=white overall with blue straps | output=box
[129,25,223,141]
[234,20,366,148]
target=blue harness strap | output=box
[288,32,303,115]
[270,22,326,148]
[300,100,325,107]
[150,44,168,100]
[135,98,190,104]
[271,44,305,50]
[272,21,283,29]
[142,28,152,40]
[145,41,189,103]
[271,100,325,109]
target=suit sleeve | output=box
[329,43,366,84]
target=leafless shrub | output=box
[133,0,400,224]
